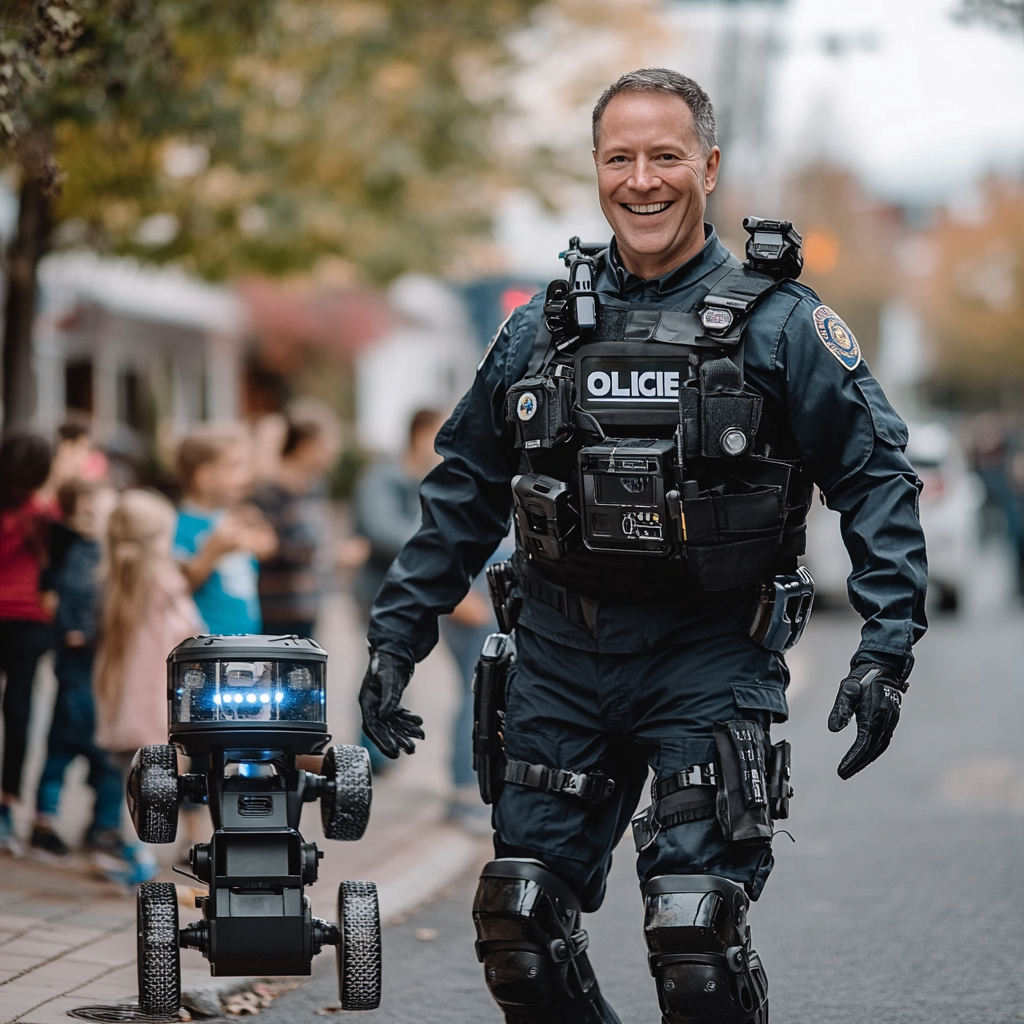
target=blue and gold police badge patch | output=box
[812,305,860,370]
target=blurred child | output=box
[0,432,55,852]
[93,489,202,884]
[30,479,122,860]
[173,427,277,634]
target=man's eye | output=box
[656,154,680,162]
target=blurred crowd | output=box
[0,405,498,884]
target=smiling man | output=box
[359,69,927,1024]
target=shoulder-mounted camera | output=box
[742,217,803,280]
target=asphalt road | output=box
[257,602,1024,1024]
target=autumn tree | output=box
[1,0,548,429]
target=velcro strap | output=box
[501,757,615,804]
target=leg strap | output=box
[631,763,718,851]
[502,758,615,804]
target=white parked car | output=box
[804,421,982,613]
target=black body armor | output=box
[508,220,813,602]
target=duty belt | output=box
[515,564,599,635]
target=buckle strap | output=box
[632,762,719,851]
[655,762,717,799]
[501,757,615,804]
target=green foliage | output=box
[2,0,543,284]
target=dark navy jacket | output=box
[368,226,928,678]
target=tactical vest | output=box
[506,222,813,603]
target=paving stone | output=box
[15,959,104,988]
[10,994,96,1023]
[0,956,45,974]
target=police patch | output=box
[517,392,538,421]
[812,305,861,371]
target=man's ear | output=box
[704,146,722,194]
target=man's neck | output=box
[615,225,709,281]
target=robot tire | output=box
[338,880,382,1010]
[321,744,372,841]
[137,882,181,1017]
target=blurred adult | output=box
[353,408,499,804]
[358,68,928,1024]
[251,416,338,638]
[0,432,55,852]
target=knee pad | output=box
[642,875,768,1024]
[473,858,602,1022]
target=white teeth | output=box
[625,202,671,214]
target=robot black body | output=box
[127,635,380,1016]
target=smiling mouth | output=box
[623,201,673,215]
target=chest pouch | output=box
[512,472,577,561]
[507,370,575,450]
[676,460,790,591]
[677,356,763,460]
[577,439,677,556]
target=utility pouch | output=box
[507,370,575,449]
[767,739,792,820]
[512,472,577,561]
[485,560,522,635]
[472,631,516,805]
[745,567,814,652]
[713,720,773,844]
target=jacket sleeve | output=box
[776,294,928,679]
[366,301,538,664]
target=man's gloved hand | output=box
[827,661,907,780]
[359,650,424,759]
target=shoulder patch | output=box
[812,304,861,370]
[476,311,514,372]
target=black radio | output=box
[578,438,677,555]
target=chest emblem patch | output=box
[517,392,538,420]
[812,304,861,370]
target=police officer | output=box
[360,68,927,1024]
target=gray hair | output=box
[592,68,717,156]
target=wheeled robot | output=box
[127,634,381,1017]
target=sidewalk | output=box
[0,591,492,1022]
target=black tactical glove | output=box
[359,650,424,759]
[827,661,907,780]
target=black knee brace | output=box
[643,875,768,1024]
[473,858,610,1024]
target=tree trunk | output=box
[2,170,52,431]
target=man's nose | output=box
[628,156,662,192]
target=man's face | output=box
[593,91,720,279]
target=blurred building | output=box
[355,275,479,456]
[34,252,245,459]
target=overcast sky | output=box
[772,0,1024,202]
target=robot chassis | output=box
[126,635,380,1017]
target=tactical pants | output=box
[493,625,790,913]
